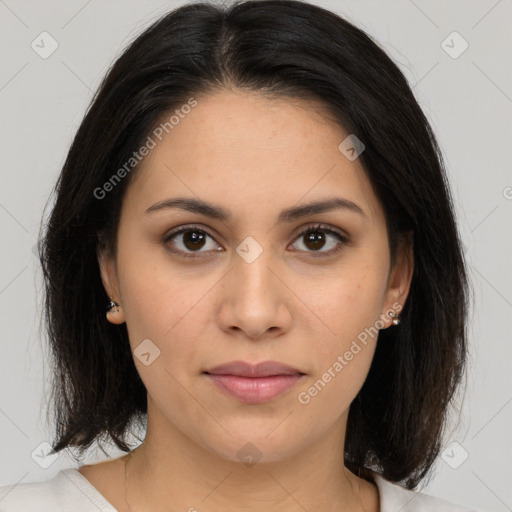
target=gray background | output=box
[0,1,510,510]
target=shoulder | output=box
[0,468,117,512]
[372,472,487,512]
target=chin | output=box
[197,427,311,467]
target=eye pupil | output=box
[305,231,325,251]
[183,230,206,250]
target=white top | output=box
[0,467,483,512]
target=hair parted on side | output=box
[37,0,470,490]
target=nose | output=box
[217,241,292,340]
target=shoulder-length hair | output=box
[39,0,470,489]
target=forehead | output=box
[122,90,384,227]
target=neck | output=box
[123,401,374,512]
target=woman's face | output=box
[99,90,413,463]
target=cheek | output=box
[117,261,210,420]
[295,341,376,430]
[295,279,383,415]
[305,262,387,348]
[116,248,216,376]
[295,260,387,409]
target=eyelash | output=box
[163,223,349,260]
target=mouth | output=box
[203,360,306,404]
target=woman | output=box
[0,1,481,510]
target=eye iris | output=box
[183,230,206,251]
[304,231,326,251]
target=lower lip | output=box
[205,373,304,404]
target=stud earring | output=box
[106,299,120,314]
[388,310,401,326]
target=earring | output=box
[106,298,125,325]
[388,310,401,326]
[106,299,120,314]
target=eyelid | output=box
[163,223,218,244]
[294,222,348,240]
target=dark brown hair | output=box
[38,0,470,489]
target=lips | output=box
[205,360,304,377]
[203,360,305,404]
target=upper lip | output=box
[204,360,304,377]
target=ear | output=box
[97,242,125,325]
[381,232,414,328]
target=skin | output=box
[80,90,413,512]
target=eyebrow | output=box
[144,196,366,223]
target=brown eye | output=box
[163,225,220,258]
[303,231,327,251]
[181,230,207,251]
[291,224,348,257]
